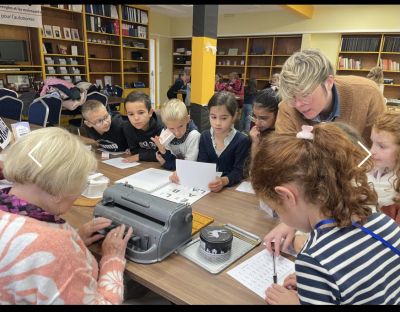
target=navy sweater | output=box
[122,112,164,161]
[197,130,251,187]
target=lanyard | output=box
[314,218,400,256]
[352,221,400,256]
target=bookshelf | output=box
[173,35,302,91]
[172,38,192,82]
[120,4,150,97]
[41,5,87,83]
[336,33,400,101]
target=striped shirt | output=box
[296,213,400,305]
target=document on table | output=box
[236,181,255,194]
[102,157,140,169]
[227,249,295,299]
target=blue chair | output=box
[0,88,18,98]
[0,96,23,121]
[35,95,62,126]
[28,100,49,127]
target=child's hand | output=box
[283,273,297,290]
[122,154,139,163]
[249,126,261,144]
[265,284,300,305]
[264,223,296,257]
[208,176,229,193]
[151,136,166,154]
[169,171,180,184]
[155,151,166,166]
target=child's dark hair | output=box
[253,88,280,114]
[124,91,151,111]
[208,91,237,117]
[250,123,377,227]
[245,78,257,97]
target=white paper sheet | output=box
[236,181,255,194]
[152,183,210,205]
[176,159,216,190]
[115,168,171,193]
[102,157,140,169]
[227,249,295,299]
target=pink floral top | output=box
[0,190,126,304]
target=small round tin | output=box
[199,226,233,256]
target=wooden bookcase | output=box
[41,5,87,83]
[120,4,150,98]
[172,38,192,82]
[336,33,400,101]
[172,34,302,91]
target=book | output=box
[52,25,62,39]
[11,122,30,140]
[0,118,12,150]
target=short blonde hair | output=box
[279,49,334,102]
[160,99,188,123]
[3,127,97,197]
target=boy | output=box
[122,92,164,163]
[82,99,128,152]
[152,98,200,171]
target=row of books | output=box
[85,4,118,19]
[86,16,120,35]
[382,37,400,53]
[340,37,380,52]
[121,24,147,39]
[337,57,362,70]
[380,58,400,71]
[46,66,81,75]
[122,6,148,25]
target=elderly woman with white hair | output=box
[0,127,132,304]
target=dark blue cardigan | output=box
[197,130,251,187]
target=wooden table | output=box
[62,155,280,305]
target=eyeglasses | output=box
[88,113,111,127]
[249,115,271,124]
[286,92,314,108]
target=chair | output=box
[0,88,18,98]
[28,100,49,127]
[86,91,108,107]
[37,94,63,126]
[0,96,23,121]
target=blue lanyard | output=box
[314,218,336,229]
[315,218,400,256]
[352,221,400,256]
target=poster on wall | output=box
[0,5,42,28]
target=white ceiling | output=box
[147,5,283,18]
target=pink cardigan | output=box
[0,211,126,304]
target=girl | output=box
[215,73,226,92]
[239,78,257,133]
[251,123,400,305]
[249,88,280,159]
[197,91,250,192]
[369,111,400,224]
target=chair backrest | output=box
[86,91,108,106]
[0,88,18,98]
[0,96,23,121]
[28,100,49,127]
[37,95,63,126]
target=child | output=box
[249,88,280,159]
[239,78,257,133]
[369,111,400,224]
[122,92,163,163]
[251,123,400,305]
[215,73,226,92]
[82,99,128,152]
[151,98,200,172]
[225,72,243,96]
[197,91,251,192]
[167,69,190,100]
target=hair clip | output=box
[296,125,314,140]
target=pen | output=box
[272,252,278,284]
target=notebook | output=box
[115,168,171,193]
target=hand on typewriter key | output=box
[78,217,113,246]
[102,224,134,259]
